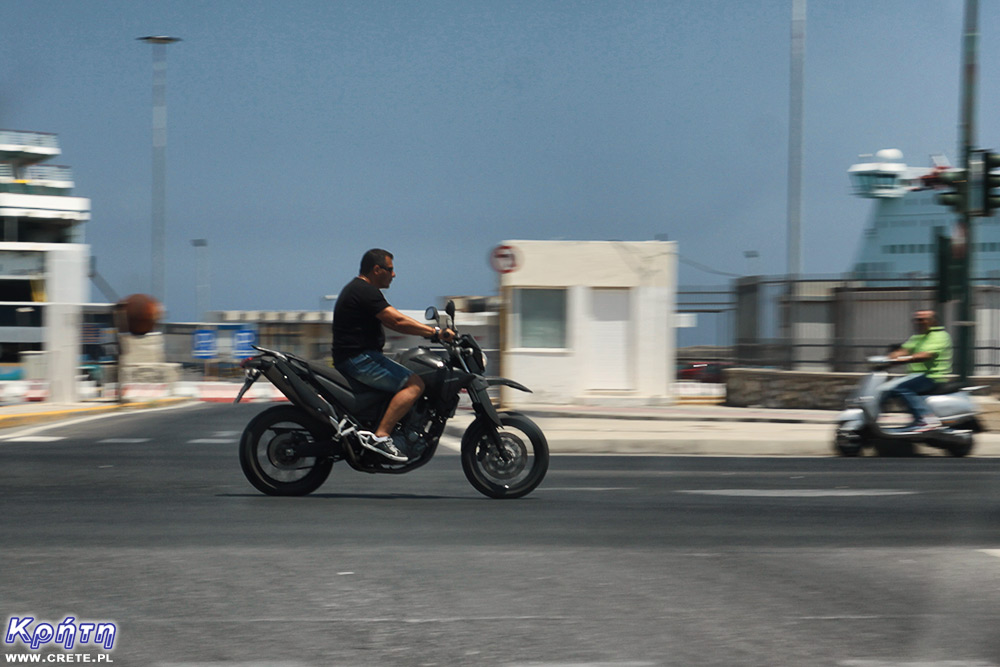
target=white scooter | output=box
[833,356,984,457]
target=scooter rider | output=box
[884,309,953,432]
[332,248,455,462]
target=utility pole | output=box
[955,0,978,381]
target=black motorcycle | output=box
[234,301,549,499]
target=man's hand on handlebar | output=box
[430,327,457,343]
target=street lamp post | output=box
[320,294,338,318]
[138,35,181,305]
[191,239,209,322]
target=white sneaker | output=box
[357,431,408,462]
[913,416,943,433]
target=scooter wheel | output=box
[946,439,974,457]
[834,432,864,457]
[873,439,915,457]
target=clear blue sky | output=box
[3,0,998,320]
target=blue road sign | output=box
[192,329,217,359]
[232,328,257,360]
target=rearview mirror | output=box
[445,300,456,319]
[425,306,439,321]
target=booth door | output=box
[588,288,631,390]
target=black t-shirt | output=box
[332,277,390,363]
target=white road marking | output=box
[980,549,1000,559]
[99,438,151,444]
[841,661,998,666]
[189,438,237,444]
[677,489,919,497]
[538,487,633,492]
[438,434,462,452]
[154,663,310,667]
[0,401,201,441]
[507,662,657,667]
[5,435,66,442]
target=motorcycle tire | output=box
[461,412,549,499]
[239,405,334,496]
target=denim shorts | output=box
[337,350,412,393]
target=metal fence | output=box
[678,273,1000,374]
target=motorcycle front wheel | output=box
[461,412,549,499]
[239,405,334,496]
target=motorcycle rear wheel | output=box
[461,412,549,499]
[239,405,333,496]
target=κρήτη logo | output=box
[5,616,117,651]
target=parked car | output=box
[678,361,731,383]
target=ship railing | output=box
[0,129,60,150]
[21,164,73,184]
[0,164,74,194]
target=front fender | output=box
[468,375,503,427]
[486,376,532,393]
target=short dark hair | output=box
[360,248,393,275]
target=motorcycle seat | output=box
[304,360,386,413]
[928,380,964,395]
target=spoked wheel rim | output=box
[462,414,549,499]
[479,432,529,481]
[254,422,319,485]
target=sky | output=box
[2,0,999,321]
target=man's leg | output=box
[886,374,938,424]
[375,374,425,439]
[337,351,422,461]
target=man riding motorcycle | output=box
[332,248,454,461]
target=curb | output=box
[513,408,835,425]
[0,397,195,431]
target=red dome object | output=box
[117,294,162,335]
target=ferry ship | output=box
[0,129,94,396]
[849,148,1000,278]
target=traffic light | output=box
[935,232,961,302]
[934,168,967,213]
[984,150,1000,216]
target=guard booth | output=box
[496,240,677,407]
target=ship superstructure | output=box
[0,130,92,397]
[849,148,1000,278]
[0,130,89,243]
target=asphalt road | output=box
[1,402,999,666]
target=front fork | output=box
[466,377,512,462]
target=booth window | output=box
[515,288,567,348]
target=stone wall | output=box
[725,367,1000,411]
[724,368,863,410]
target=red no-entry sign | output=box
[490,245,520,274]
